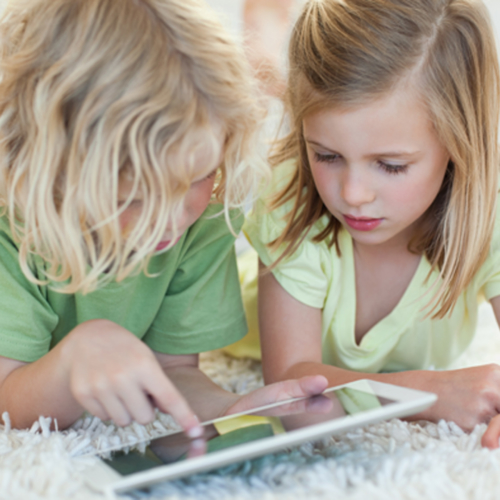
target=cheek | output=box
[389,169,445,218]
[118,207,139,234]
[309,163,339,206]
[186,179,215,218]
[310,164,329,186]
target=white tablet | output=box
[84,379,436,495]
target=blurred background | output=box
[0,0,498,97]
[207,0,500,91]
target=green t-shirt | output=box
[0,204,247,362]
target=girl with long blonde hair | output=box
[237,0,500,447]
[0,0,327,431]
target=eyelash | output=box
[378,162,409,175]
[313,152,408,175]
[118,199,142,208]
[313,152,339,164]
[196,170,217,183]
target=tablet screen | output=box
[103,382,395,477]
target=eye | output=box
[313,152,341,164]
[378,161,409,175]
[204,169,217,180]
[194,169,217,184]
[118,199,143,208]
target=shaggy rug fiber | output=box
[1,303,500,500]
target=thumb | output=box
[225,375,328,416]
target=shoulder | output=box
[474,191,500,297]
[0,213,16,243]
[0,212,48,293]
[489,192,500,251]
[0,213,23,263]
[170,203,243,269]
[187,203,244,242]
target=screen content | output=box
[104,383,395,476]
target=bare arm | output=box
[157,352,328,423]
[0,349,83,430]
[259,260,500,430]
[478,295,500,449]
[0,320,201,433]
[0,318,327,432]
[155,353,237,422]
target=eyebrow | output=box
[304,139,421,160]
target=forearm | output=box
[163,365,239,423]
[278,361,436,420]
[0,344,83,430]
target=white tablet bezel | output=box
[84,379,437,495]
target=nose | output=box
[340,168,375,208]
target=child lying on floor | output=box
[0,0,327,433]
[229,0,500,448]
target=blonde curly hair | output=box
[0,0,268,293]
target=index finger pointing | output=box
[482,414,500,449]
[144,375,203,439]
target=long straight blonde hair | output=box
[0,0,267,294]
[270,0,500,318]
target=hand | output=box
[481,414,500,448]
[60,320,202,436]
[222,375,328,417]
[414,364,500,431]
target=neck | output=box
[352,220,421,262]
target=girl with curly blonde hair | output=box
[0,0,326,431]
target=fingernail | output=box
[191,438,206,449]
[187,426,203,439]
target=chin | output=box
[344,227,395,247]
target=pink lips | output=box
[155,241,171,251]
[155,236,182,252]
[343,215,383,231]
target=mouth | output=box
[343,215,383,232]
[155,241,171,252]
[155,236,182,252]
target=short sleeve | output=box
[483,267,500,301]
[143,206,247,354]
[243,160,329,309]
[482,199,500,300]
[0,221,59,362]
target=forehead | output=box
[303,85,439,153]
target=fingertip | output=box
[136,410,155,426]
[184,413,203,439]
[316,375,329,388]
[301,374,328,393]
[481,432,500,450]
[186,424,204,439]
[115,415,132,428]
[482,415,500,449]
[481,436,496,449]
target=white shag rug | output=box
[2,302,500,500]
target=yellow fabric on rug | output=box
[224,249,262,359]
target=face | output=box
[118,136,223,254]
[303,85,450,250]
